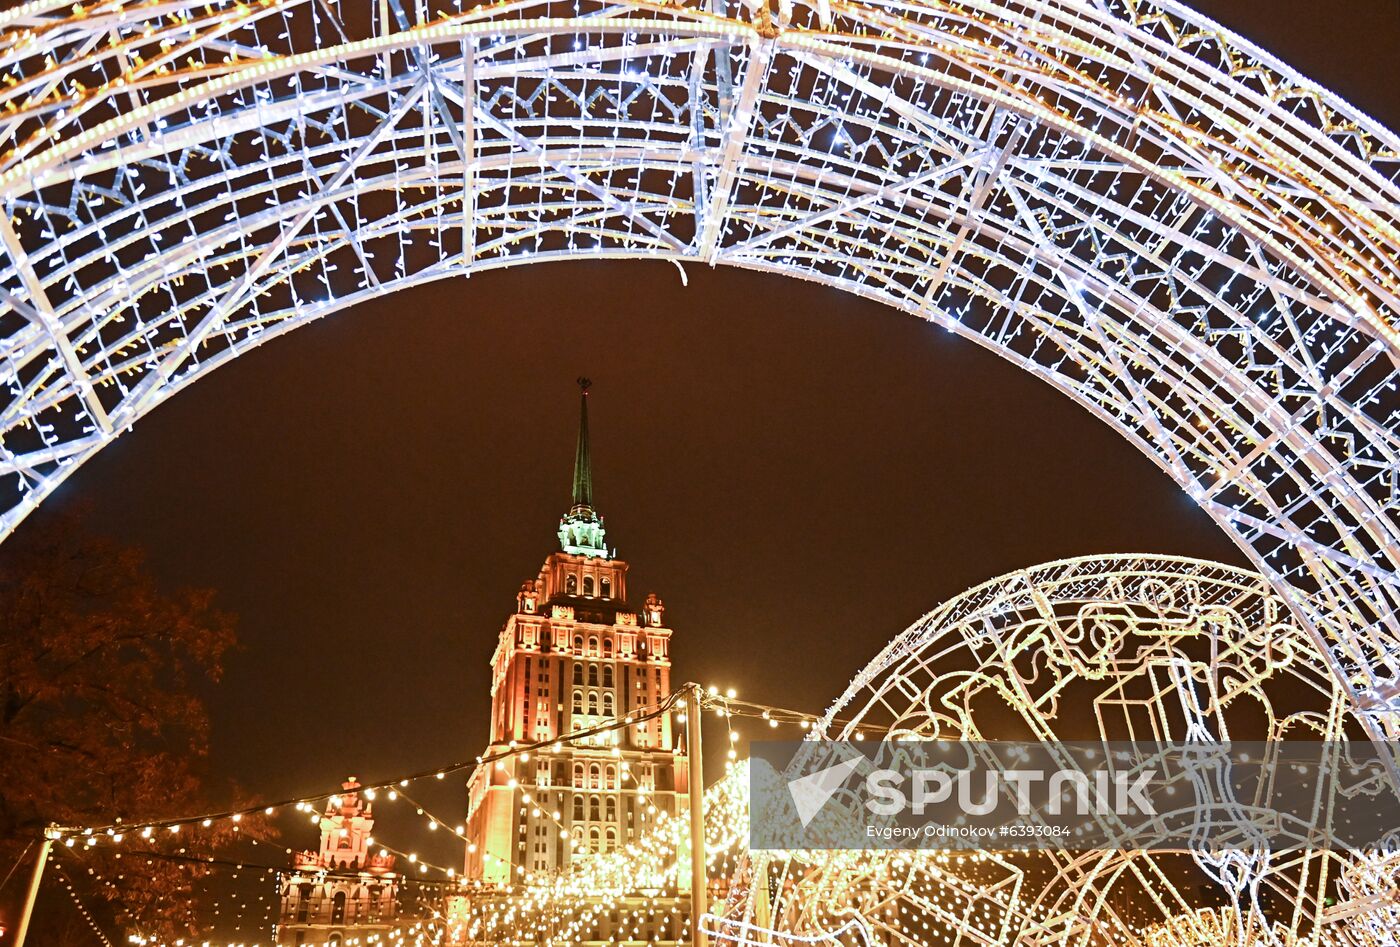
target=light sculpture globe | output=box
[713,555,1393,946]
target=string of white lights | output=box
[55,686,690,845]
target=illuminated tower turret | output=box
[276,778,399,946]
[464,380,689,888]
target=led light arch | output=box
[0,1,1397,722]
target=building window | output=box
[588,664,599,686]
[566,575,577,595]
[572,690,583,714]
[331,891,347,925]
[603,666,613,687]
[573,796,584,821]
[603,638,613,658]
[588,635,599,655]
[573,634,583,651]
[587,692,599,715]
[603,693,615,716]
[573,664,583,685]
[605,765,617,789]
[600,577,611,599]
[583,576,594,597]
[589,763,601,789]
[590,797,601,820]
[573,763,584,787]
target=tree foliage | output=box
[0,509,245,940]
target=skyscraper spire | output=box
[558,378,608,558]
[571,377,593,511]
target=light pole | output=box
[13,825,62,947]
[685,684,707,947]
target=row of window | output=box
[572,689,615,716]
[572,761,619,789]
[564,574,612,598]
[533,631,663,661]
[572,825,620,854]
[284,886,390,926]
[535,761,656,790]
[573,662,615,687]
[573,795,620,822]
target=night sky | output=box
[12,0,1399,822]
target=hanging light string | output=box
[392,680,703,883]
[94,845,463,887]
[360,683,710,883]
[448,764,755,946]
[394,697,692,885]
[50,852,117,947]
[41,684,860,939]
[85,758,911,947]
[702,689,890,737]
[57,686,696,843]
[65,847,461,944]
[53,684,880,847]
[48,684,831,943]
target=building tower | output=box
[276,778,399,946]
[464,379,689,886]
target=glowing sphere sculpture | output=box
[713,555,1392,946]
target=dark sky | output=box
[13,0,1399,815]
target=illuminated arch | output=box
[0,1,1397,719]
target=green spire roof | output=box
[572,377,593,508]
[559,378,608,558]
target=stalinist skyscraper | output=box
[464,379,690,886]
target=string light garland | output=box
[28,681,788,944]
[22,689,703,944]
[53,688,690,845]
[49,854,117,947]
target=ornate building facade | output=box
[464,379,691,886]
[276,778,399,946]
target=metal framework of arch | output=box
[0,2,1397,719]
[713,554,1393,946]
